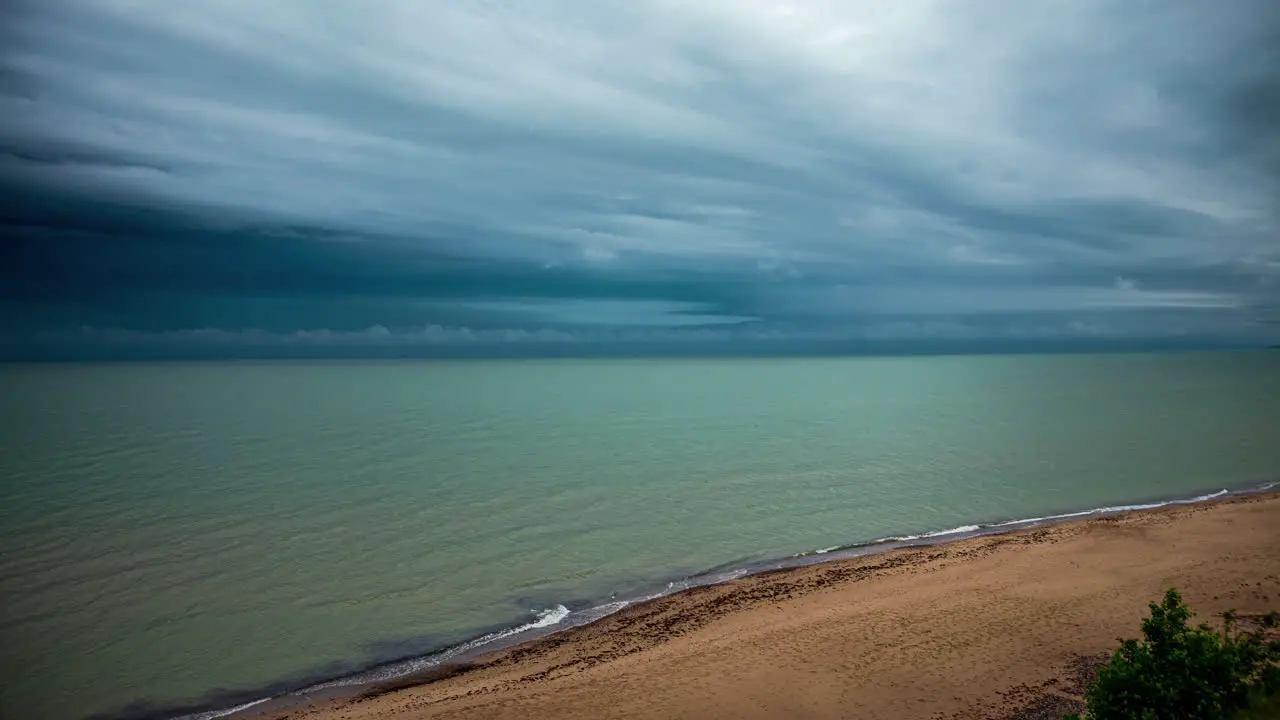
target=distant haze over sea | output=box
[1,335,1267,362]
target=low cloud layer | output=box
[2,0,1278,355]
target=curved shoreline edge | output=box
[157,480,1280,720]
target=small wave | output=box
[406,604,570,665]
[993,489,1230,528]
[304,604,572,693]
[801,487,1248,556]
[883,524,981,542]
[528,605,570,629]
[922,524,981,538]
[174,697,271,720]
[581,600,630,617]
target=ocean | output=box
[1,352,1277,720]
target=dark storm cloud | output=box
[1,0,1277,355]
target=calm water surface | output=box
[1,353,1278,719]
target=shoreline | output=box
[194,484,1280,720]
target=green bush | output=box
[1065,589,1280,720]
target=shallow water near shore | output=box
[2,352,1279,720]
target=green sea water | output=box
[1,352,1278,720]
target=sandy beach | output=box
[259,493,1280,720]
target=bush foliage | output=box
[1066,589,1280,720]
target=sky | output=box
[1,0,1278,358]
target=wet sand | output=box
[259,493,1280,720]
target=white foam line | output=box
[174,697,272,720]
[883,524,981,542]
[802,487,1246,555]
[176,607,581,720]
[922,524,981,538]
[993,489,1230,528]
[305,604,573,692]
